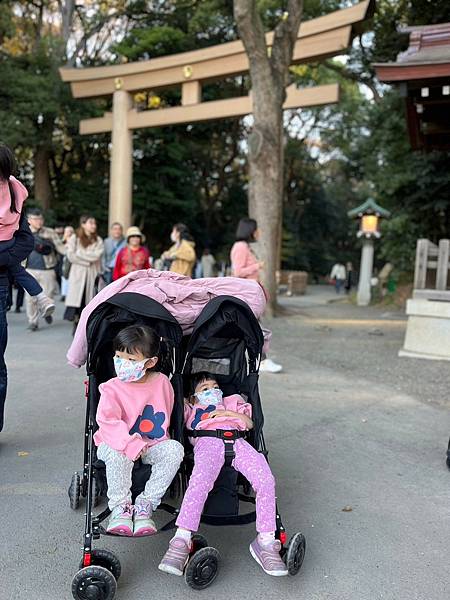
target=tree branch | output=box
[271,0,304,85]
[233,0,272,89]
[323,59,382,103]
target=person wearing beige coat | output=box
[64,216,104,331]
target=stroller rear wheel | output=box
[72,565,116,600]
[185,547,220,590]
[69,473,81,510]
[79,549,121,580]
[285,532,306,575]
[191,534,208,553]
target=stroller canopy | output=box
[183,296,264,392]
[86,292,183,378]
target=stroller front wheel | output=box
[72,565,117,600]
[285,532,306,575]
[79,549,121,580]
[68,473,81,510]
[185,547,220,590]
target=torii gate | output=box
[60,0,373,229]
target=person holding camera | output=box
[25,208,66,331]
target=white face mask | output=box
[113,356,148,382]
[170,231,178,243]
[195,388,223,406]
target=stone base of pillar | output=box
[399,298,450,361]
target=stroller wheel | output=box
[191,534,208,552]
[69,473,81,510]
[79,549,121,580]
[72,565,116,600]
[285,532,306,576]
[185,547,220,590]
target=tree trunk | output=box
[234,0,303,315]
[34,146,53,211]
[248,106,284,313]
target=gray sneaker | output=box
[158,537,191,576]
[106,503,133,536]
[36,295,55,320]
[249,537,288,576]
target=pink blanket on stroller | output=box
[67,269,267,368]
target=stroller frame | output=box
[69,293,305,599]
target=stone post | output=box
[357,238,374,306]
[109,87,132,230]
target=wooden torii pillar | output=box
[60,0,373,229]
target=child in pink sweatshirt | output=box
[94,324,184,537]
[159,372,288,577]
[0,144,54,318]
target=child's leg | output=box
[8,264,42,296]
[175,437,225,533]
[138,439,184,511]
[232,439,276,534]
[159,438,224,576]
[96,443,134,510]
[233,440,287,576]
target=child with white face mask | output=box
[159,372,288,577]
[94,325,184,536]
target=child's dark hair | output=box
[0,143,18,213]
[113,325,161,371]
[190,372,218,396]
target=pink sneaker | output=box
[249,537,288,576]
[106,503,133,536]
[158,537,191,576]
[133,501,157,537]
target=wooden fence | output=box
[413,238,450,301]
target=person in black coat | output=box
[0,213,34,431]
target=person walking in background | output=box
[103,222,126,284]
[60,225,74,301]
[0,195,34,432]
[64,215,103,334]
[345,261,355,294]
[161,223,196,277]
[330,261,346,294]
[25,208,65,331]
[201,248,216,278]
[113,226,150,281]
[0,145,56,328]
[230,217,282,374]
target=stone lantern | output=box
[348,198,391,306]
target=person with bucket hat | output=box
[113,226,151,281]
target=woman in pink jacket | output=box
[230,218,282,373]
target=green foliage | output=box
[1,0,449,278]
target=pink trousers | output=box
[176,437,276,533]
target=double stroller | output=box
[69,291,306,599]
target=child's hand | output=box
[208,410,224,419]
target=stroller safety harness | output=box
[186,428,247,465]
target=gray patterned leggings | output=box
[97,439,184,511]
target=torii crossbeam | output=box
[60,0,374,229]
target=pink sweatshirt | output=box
[184,393,252,444]
[94,372,174,461]
[230,241,260,280]
[0,176,28,241]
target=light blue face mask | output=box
[195,388,223,406]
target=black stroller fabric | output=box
[182,296,265,524]
[85,292,184,499]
